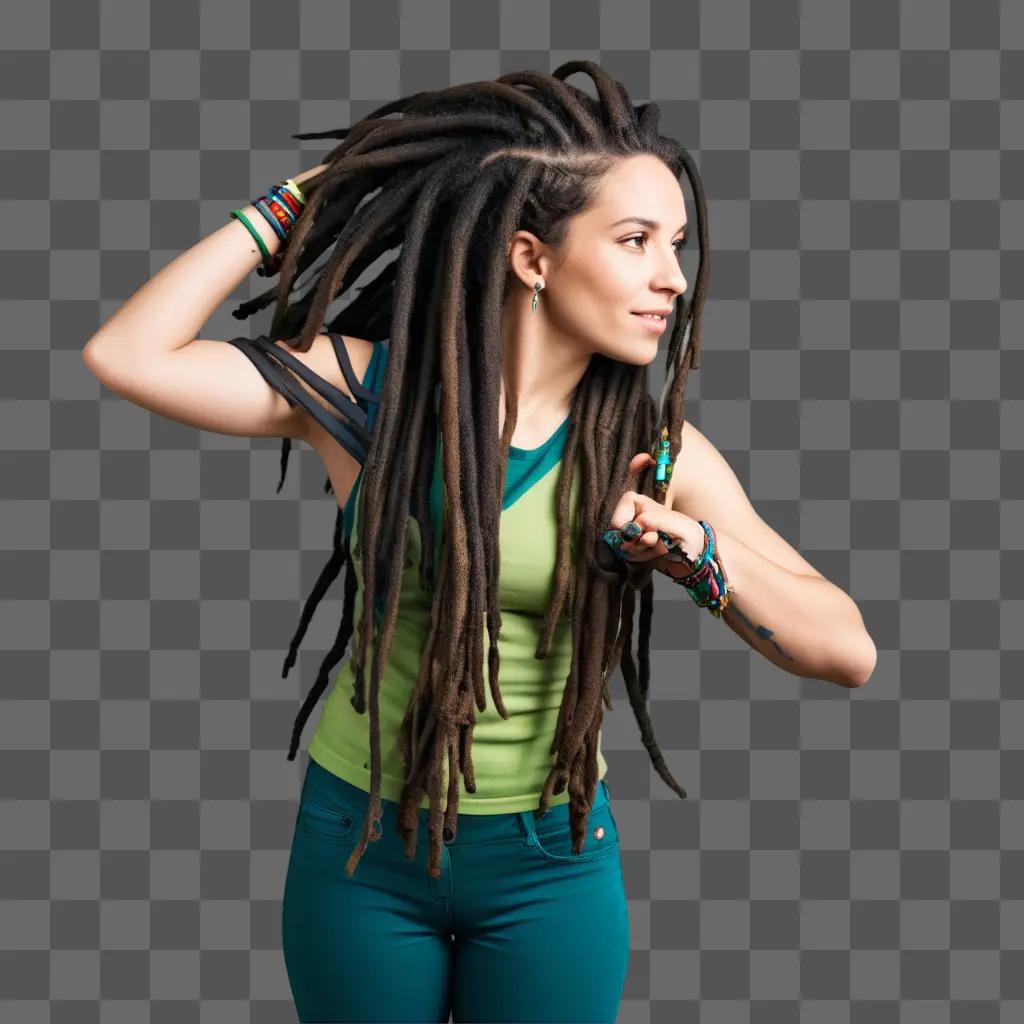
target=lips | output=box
[631,312,668,333]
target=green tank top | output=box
[308,342,607,813]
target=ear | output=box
[507,230,550,286]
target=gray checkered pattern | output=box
[2,0,1020,1021]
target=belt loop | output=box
[517,809,539,848]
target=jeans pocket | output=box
[297,800,358,842]
[529,799,620,864]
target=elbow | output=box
[846,639,878,688]
[82,340,107,385]
[82,336,111,374]
[82,335,127,390]
[810,635,876,689]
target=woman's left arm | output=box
[664,515,877,688]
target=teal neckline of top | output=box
[366,340,570,459]
[506,414,572,459]
[343,341,572,533]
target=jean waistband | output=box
[301,757,611,848]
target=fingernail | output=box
[602,530,631,561]
[621,522,642,541]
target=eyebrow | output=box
[610,216,688,239]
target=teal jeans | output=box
[282,757,630,1023]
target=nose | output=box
[656,251,687,296]
[668,260,687,295]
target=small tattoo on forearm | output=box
[727,605,796,661]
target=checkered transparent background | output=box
[2,0,1023,1021]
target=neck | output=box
[497,290,588,434]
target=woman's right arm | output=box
[81,162,346,441]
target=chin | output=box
[596,352,653,370]
[614,339,660,366]
[586,326,660,365]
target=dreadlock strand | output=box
[447,166,514,719]
[554,371,642,793]
[535,413,584,658]
[409,165,512,872]
[472,160,545,712]
[494,71,605,145]
[280,535,344,678]
[408,79,574,148]
[291,154,449,347]
[544,370,605,744]
[273,139,452,349]
[431,171,498,673]
[350,159,456,703]
[545,364,611,750]
[340,161,462,874]
[551,60,635,140]
[285,549,357,761]
[618,583,689,798]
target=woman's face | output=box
[530,154,690,366]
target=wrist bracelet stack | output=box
[602,517,736,619]
[657,521,735,618]
[229,177,307,277]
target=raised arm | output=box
[82,162,335,443]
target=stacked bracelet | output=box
[657,521,735,617]
[228,177,307,277]
[601,518,737,620]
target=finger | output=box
[628,452,655,476]
[633,504,682,536]
[609,484,663,532]
[621,528,667,561]
[608,492,646,532]
[619,522,658,544]
[621,528,659,551]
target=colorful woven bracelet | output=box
[659,521,736,618]
[252,182,304,241]
[229,177,307,277]
[601,518,736,619]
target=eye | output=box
[623,233,687,255]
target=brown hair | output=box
[232,60,709,878]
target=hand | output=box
[604,453,701,576]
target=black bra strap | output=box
[326,333,384,408]
[223,333,378,466]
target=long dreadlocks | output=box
[230,60,710,879]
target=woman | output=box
[83,60,875,1023]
